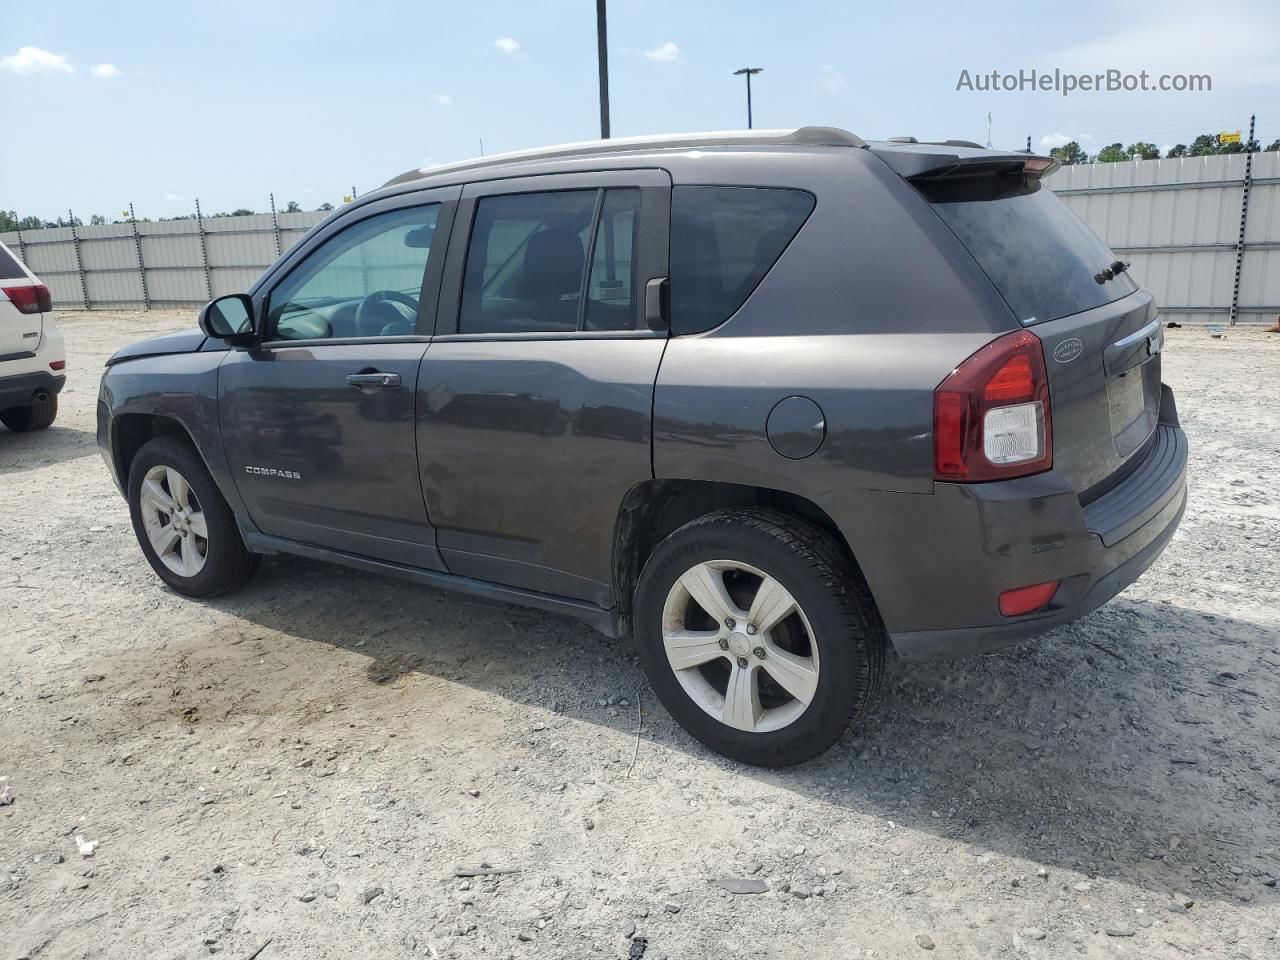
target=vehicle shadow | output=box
[0,425,100,473]
[213,554,1279,908]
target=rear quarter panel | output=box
[653,147,1018,615]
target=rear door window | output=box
[460,188,642,334]
[669,186,814,334]
[0,244,28,280]
[919,177,1137,325]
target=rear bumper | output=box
[0,370,66,410]
[882,385,1187,658]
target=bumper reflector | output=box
[999,580,1060,617]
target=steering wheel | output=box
[355,290,419,337]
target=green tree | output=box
[1267,139,1280,152]
[229,208,255,216]
[89,214,107,225]
[316,202,334,212]
[1125,142,1160,160]
[1167,144,1189,158]
[1189,134,1218,156]
[1095,142,1128,163]
[1048,141,1088,165]
[282,200,302,213]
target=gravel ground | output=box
[2,310,1278,960]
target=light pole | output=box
[596,0,611,139]
[733,67,763,129]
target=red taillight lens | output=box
[50,360,66,371]
[933,330,1053,482]
[999,580,1060,617]
[3,284,52,315]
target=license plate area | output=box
[1108,358,1159,459]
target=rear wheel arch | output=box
[611,479,875,629]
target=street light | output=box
[733,67,763,129]
[596,0,611,139]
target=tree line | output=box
[1049,133,1280,165]
[0,201,336,233]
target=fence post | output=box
[269,192,283,257]
[194,198,212,301]
[14,229,25,267]
[68,209,89,309]
[1229,113,1256,326]
[129,202,150,310]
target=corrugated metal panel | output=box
[7,169,1279,315]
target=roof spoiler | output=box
[874,148,1059,181]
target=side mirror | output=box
[198,294,256,343]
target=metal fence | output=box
[4,150,1279,322]
[0,207,328,310]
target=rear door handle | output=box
[346,371,401,388]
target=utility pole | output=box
[596,0,611,138]
[733,67,763,129]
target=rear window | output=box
[919,177,1137,325]
[670,186,814,334]
[0,244,28,280]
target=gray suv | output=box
[97,127,1187,765]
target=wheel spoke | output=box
[187,511,208,539]
[166,468,190,511]
[663,629,726,671]
[178,532,200,576]
[149,522,180,557]
[748,575,797,636]
[722,663,761,732]
[760,642,820,707]
[680,563,738,624]
[140,477,174,515]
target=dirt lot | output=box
[2,310,1278,960]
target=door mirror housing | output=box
[199,294,256,343]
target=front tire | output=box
[127,436,256,598]
[0,389,58,431]
[633,508,886,766]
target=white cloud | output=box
[1045,0,1280,90]
[820,64,845,93]
[1040,132,1073,148]
[0,46,74,74]
[432,94,453,108]
[494,37,520,55]
[643,41,682,63]
[163,193,185,202]
[90,63,122,79]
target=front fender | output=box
[98,351,248,518]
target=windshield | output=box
[918,176,1137,325]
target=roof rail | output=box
[382,126,866,188]
[884,137,986,149]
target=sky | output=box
[3,0,1278,221]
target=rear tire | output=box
[1,389,58,431]
[633,507,886,766]
[127,436,256,598]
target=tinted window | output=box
[669,186,814,334]
[584,189,640,331]
[920,177,1138,324]
[267,204,440,341]
[0,244,28,280]
[462,189,643,335]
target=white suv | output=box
[0,240,65,431]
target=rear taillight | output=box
[3,284,53,314]
[934,330,1052,482]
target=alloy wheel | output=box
[661,559,820,734]
[138,464,209,577]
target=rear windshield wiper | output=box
[1094,260,1128,284]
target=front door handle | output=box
[346,371,401,388]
